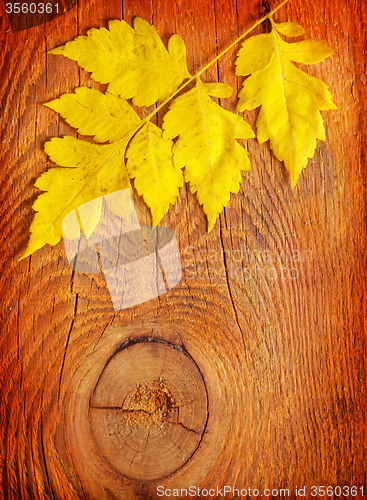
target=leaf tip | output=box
[18,237,43,261]
[289,170,301,188]
[152,214,163,226]
[18,252,28,262]
[48,46,64,55]
[207,215,217,233]
[43,100,57,110]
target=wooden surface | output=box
[0,0,366,498]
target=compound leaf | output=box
[163,78,255,231]
[23,10,336,260]
[236,20,336,186]
[49,17,190,107]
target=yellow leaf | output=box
[163,78,255,231]
[104,189,133,222]
[45,88,141,143]
[49,18,190,107]
[126,122,183,225]
[236,21,336,187]
[20,137,129,259]
[274,21,305,37]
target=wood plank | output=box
[0,0,366,498]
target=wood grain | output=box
[0,0,366,498]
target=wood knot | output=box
[88,337,208,481]
[123,378,175,429]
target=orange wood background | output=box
[0,0,366,498]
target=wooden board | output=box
[0,0,366,498]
